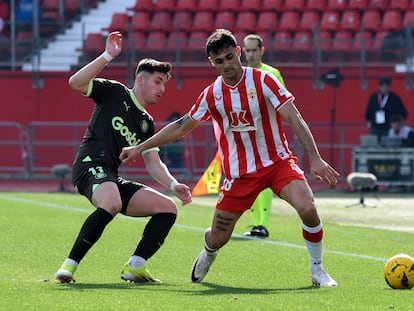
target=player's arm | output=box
[142,150,192,205]
[120,113,199,165]
[68,31,122,95]
[278,101,339,185]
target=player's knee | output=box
[100,198,123,215]
[155,197,177,214]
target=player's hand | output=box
[106,31,122,58]
[310,158,339,185]
[172,183,192,205]
[120,146,141,166]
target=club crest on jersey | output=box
[229,110,256,132]
[247,88,257,101]
[140,120,149,133]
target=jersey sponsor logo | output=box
[229,110,256,132]
[112,116,141,146]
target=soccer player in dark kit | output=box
[54,31,192,284]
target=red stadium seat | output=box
[239,0,261,12]
[278,11,300,31]
[145,31,167,50]
[351,31,373,51]
[149,11,172,31]
[172,11,193,32]
[262,0,283,10]
[102,13,129,36]
[389,0,410,11]
[340,11,361,32]
[368,0,389,10]
[154,0,176,12]
[256,11,278,32]
[218,0,241,11]
[283,0,306,11]
[127,0,154,12]
[320,11,340,32]
[381,10,402,31]
[331,30,353,51]
[292,31,313,51]
[42,0,59,12]
[234,11,256,32]
[306,0,327,11]
[273,31,292,51]
[131,12,151,32]
[327,0,348,11]
[214,11,235,29]
[319,30,333,50]
[132,32,146,51]
[299,11,320,31]
[197,0,219,11]
[187,31,208,51]
[192,11,214,32]
[84,32,104,60]
[175,0,197,11]
[361,10,381,31]
[348,0,369,10]
[166,31,187,51]
[403,10,414,27]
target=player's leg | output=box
[54,181,120,283]
[191,208,242,283]
[278,179,337,287]
[121,184,177,283]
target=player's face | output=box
[208,46,243,86]
[141,72,169,105]
[243,39,264,68]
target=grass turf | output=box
[0,191,413,310]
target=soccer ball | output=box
[384,254,414,289]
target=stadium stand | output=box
[256,11,279,32]
[131,11,151,32]
[299,11,320,31]
[306,0,327,11]
[340,10,360,32]
[214,11,236,29]
[381,10,403,31]
[192,11,214,32]
[361,10,381,31]
[234,11,256,32]
[278,11,300,32]
[172,11,193,32]
[348,0,369,10]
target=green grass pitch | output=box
[0,191,413,310]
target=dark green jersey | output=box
[74,78,156,170]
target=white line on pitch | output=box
[0,194,387,262]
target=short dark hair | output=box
[205,28,237,56]
[243,34,263,48]
[135,58,172,79]
[379,77,391,86]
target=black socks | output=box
[68,208,114,263]
[133,213,177,260]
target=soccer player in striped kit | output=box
[120,29,339,287]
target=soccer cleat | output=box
[54,263,76,283]
[243,225,269,238]
[190,249,218,283]
[121,263,161,283]
[310,265,337,287]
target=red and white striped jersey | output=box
[189,67,295,179]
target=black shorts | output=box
[72,161,145,214]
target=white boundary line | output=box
[0,194,387,262]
